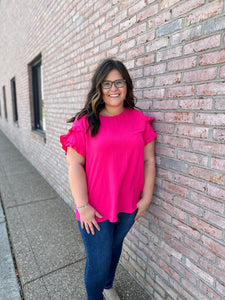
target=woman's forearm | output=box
[67,148,102,234]
[68,163,89,207]
[135,156,156,221]
[142,140,156,204]
[142,160,156,203]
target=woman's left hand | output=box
[135,198,150,221]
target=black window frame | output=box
[11,77,19,123]
[28,54,45,136]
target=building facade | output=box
[0,0,225,298]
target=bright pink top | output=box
[60,108,157,222]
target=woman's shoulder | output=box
[72,113,88,131]
[126,108,148,119]
[126,108,155,124]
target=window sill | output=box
[13,121,19,128]
[31,129,46,144]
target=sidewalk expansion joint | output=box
[22,257,86,288]
[6,196,58,209]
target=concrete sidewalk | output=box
[0,130,151,300]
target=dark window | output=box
[11,77,18,123]
[3,86,7,119]
[29,55,45,132]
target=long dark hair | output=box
[67,58,137,136]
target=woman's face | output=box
[101,69,127,111]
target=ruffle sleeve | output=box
[60,121,86,157]
[143,115,157,145]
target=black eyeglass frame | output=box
[101,79,126,89]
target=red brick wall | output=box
[0,0,225,298]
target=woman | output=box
[60,58,157,300]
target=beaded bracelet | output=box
[77,204,88,210]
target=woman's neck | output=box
[100,106,124,116]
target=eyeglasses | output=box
[101,79,126,89]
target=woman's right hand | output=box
[79,205,103,235]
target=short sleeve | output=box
[60,119,86,157]
[143,115,157,145]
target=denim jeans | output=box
[78,209,137,300]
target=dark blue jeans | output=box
[78,210,137,300]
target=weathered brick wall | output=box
[0,0,225,299]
